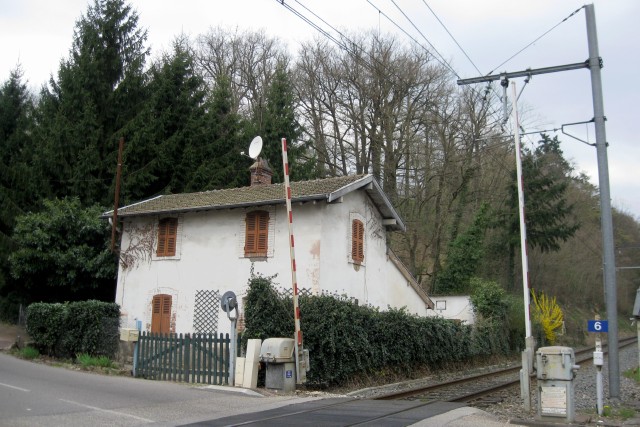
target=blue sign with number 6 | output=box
[588,320,608,332]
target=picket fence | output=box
[136,332,230,384]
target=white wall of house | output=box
[426,295,475,324]
[115,190,429,336]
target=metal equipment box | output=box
[264,362,296,392]
[536,346,576,381]
[536,346,579,421]
[259,338,296,392]
[119,328,139,342]
[259,338,295,363]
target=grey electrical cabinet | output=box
[259,338,296,392]
[536,346,579,422]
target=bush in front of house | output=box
[243,274,510,386]
[26,300,120,358]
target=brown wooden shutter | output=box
[352,219,364,263]
[157,218,178,257]
[257,212,269,254]
[166,219,177,256]
[245,211,269,256]
[151,294,172,333]
[245,212,257,255]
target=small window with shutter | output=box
[245,210,269,257]
[351,219,364,264]
[156,217,178,257]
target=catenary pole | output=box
[585,3,618,399]
[457,2,618,400]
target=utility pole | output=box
[585,3,618,399]
[111,136,124,253]
[512,81,534,412]
[458,3,619,399]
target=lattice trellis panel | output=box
[276,287,363,306]
[277,287,313,299]
[193,290,220,333]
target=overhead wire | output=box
[277,0,511,171]
[280,0,445,93]
[398,0,508,126]
[366,0,505,134]
[419,0,482,76]
[487,6,585,75]
[278,1,359,62]
[358,2,590,240]
[282,0,508,142]
[408,3,585,139]
[393,0,510,131]
[385,0,458,76]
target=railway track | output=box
[193,337,636,426]
[373,336,637,403]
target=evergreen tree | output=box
[121,37,209,200]
[252,63,316,182]
[185,74,252,191]
[33,0,148,206]
[0,67,39,320]
[0,68,34,244]
[503,134,579,288]
[433,204,490,294]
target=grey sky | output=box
[1,0,637,217]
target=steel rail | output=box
[374,337,637,402]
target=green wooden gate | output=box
[136,332,230,384]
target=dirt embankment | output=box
[0,323,28,350]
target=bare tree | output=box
[195,27,289,116]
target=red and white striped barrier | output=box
[281,138,305,383]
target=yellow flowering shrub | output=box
[531,289,564,345]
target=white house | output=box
[427,295,475,325]
[105,162,433,336]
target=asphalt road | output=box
[0,352,316,426]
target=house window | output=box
[245,210,269,257]
[151,294,172,334]
[156,217,178,257]
[351,219,364,264]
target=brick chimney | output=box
[249,158,273,186]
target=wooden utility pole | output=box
[111,137,124,253]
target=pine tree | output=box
[0,67,39,319]
[433,204,490,294]
[185,74,252,191]
[252,64,316,182]
[121,37,209,200]
[0,67,35,237]
[504,134,580,288]
[33,0,148,206]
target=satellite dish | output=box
[248,136,263,159]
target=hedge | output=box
[26,300,120,358]
[243,275,510,386]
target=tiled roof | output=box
[107,174,372,218]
